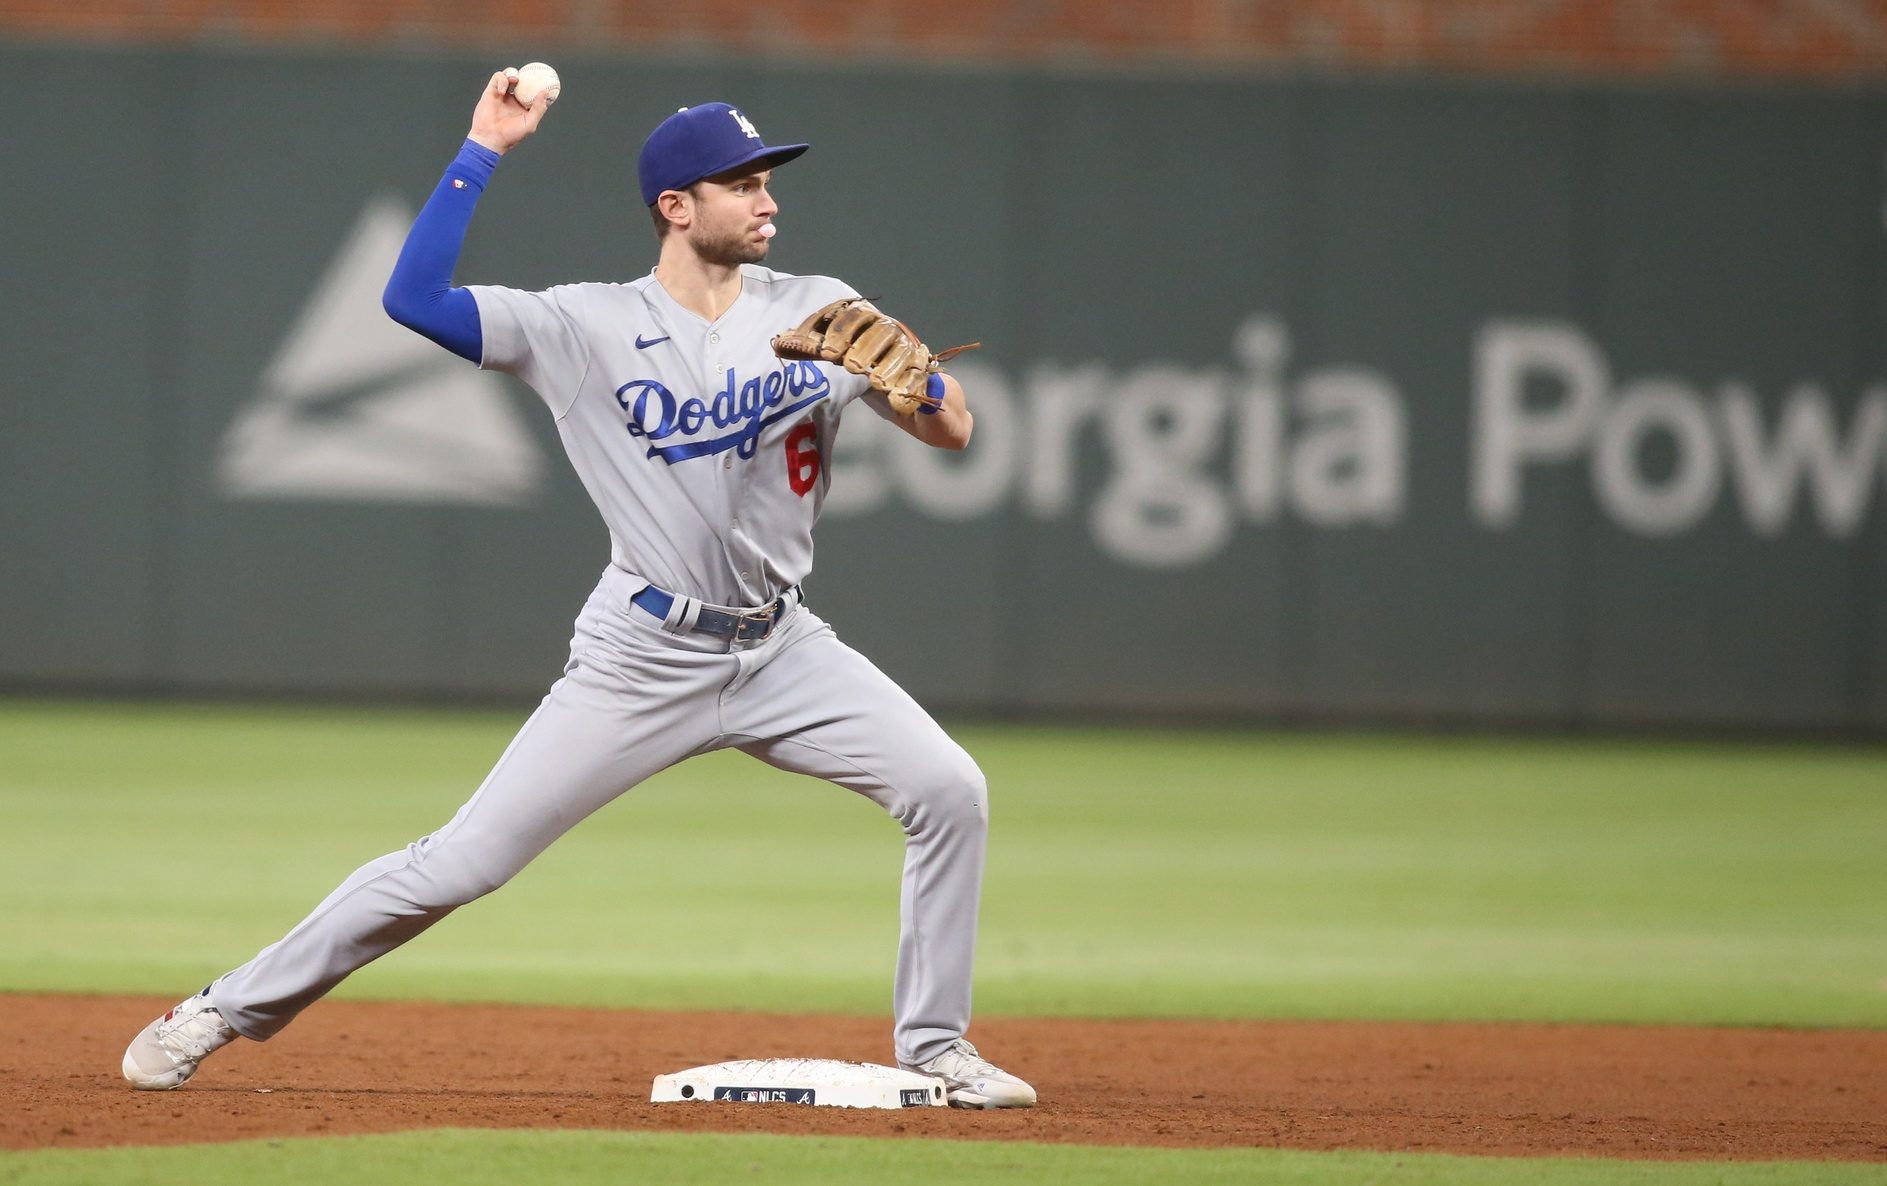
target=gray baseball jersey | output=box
[209,264,989,1072]
[470,266,876,606]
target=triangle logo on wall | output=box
[216,195,544,507]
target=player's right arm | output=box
[382,71,552,362]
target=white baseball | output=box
[510,62,561,109]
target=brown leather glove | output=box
[772,298,978,415]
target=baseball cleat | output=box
[904,1039,1036,1109]
[122,986,238,1090]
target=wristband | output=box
[917,372,945,415]
[446,139,502,193]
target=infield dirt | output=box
[6,995,1883,1162]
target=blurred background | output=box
[2,3,1885,1085]
[4,1,1887,735]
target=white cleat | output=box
[122,988,238,1090]
[904,1038,1036,1109]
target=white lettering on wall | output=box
[1592,377,1722,536]
[1290,367,1406,527]
[1471,320,1887,540]
[1471,321,1608,527]
[1719,383,1887,537]
[898,361,1019,519]
[829,314,1884,567]
[1093,365,1234,566]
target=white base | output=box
[651,1058,947,1109]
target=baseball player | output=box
[121,69,1035,1110]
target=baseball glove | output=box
[771,298,979,415]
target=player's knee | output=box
[427,864,509,905]
[916,755,989,834]
[406,835,517,906]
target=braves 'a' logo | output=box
[615,361,830,463]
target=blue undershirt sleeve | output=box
[381,138,500,364]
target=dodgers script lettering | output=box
[616,360,830,464]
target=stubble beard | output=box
[691,222,767,268]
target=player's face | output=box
[685,168,777,267]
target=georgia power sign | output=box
[827,316,1887,567]
[218,200,1887,566]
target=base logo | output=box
[713,1086,815,1104]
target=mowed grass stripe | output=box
[2,1130,1882,1186]
[2,700,1883,1027]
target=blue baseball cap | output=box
[637,103,810,207]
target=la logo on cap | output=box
[730,108,761,140]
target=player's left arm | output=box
[889,372,973,450]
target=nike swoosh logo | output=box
[635,334,670,349]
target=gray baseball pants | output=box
[211,565,988,1068]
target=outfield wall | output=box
[3,44,1884,731]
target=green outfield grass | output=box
[3,1130,1883,1186]
[1,699,1883,1027]
[5,700,1883,1183]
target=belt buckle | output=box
[734,603,779,642]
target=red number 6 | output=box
[784,423,821,497]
